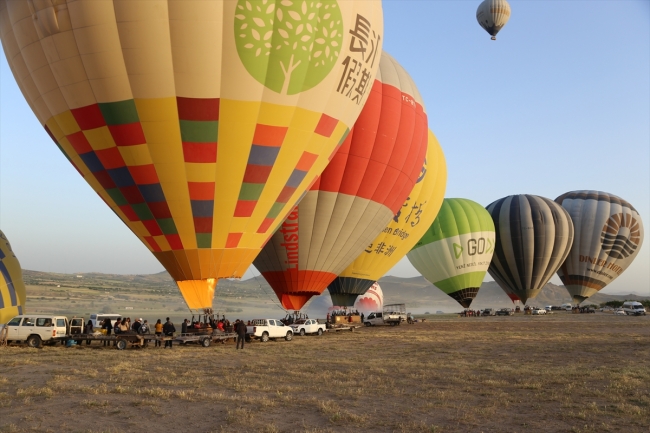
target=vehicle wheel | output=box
[115,339,127,350]
[261,332,269,343]
[317,329,323,336]
[27,335,42,348]
[300,329,305,336]
[390,322,396,327]
[285,331,293,341]
[364,322,371,327]
[201,337,211,347]
[245,335,252,342]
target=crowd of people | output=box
[90,315,250,349]
[326,309,363,324]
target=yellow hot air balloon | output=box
[0,230,26,324]
[328,130,447,306]
[0,0,383,310]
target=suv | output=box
[2,315,68,347]
[481,308,495,316]
[495,308,513,316]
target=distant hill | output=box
[22,269,648,316]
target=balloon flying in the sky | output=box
[254,52,428,311]
[407,198,495,308]
[555,191,644,304]
[328,132,447,306]
[486,194,574,304]
[0,0,383,310]
[476,0,511,41]
[0,230,26,324]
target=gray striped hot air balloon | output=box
[476,0,511,41]
[555,191,644,304]
[486,195,574,304]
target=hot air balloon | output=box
[0,0,383,310]
[0,230,26,323]
[486,194,574,304]
[476,0,511,41]
[328,131,447,306]
[555,191,644,304]
[354,282,383,314]
[253,51,428,310]
[407,198,495,308]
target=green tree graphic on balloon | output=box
[235,0,343,95]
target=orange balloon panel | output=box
[0,0,383,309]
[254,52,428,310]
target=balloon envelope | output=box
[486,194,574,304]
[555,191,644,303]
[0,231,26,323]
[0,0,383,309]
[407,198,495,308]
[328,131,447,306]
[254,51,428,310]
[354,282,383,314]
[476,0,511,40]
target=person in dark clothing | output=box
[181,319,188,334]
[102,318,112,347]
[132,318,141,333]
[235,319,246,350]
[361,313,365,323]
[85,319,94,345]
[162,317,176,348]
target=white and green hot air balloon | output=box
[407,199,496,308]
[555,191,644,304]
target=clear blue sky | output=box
[1,1,648,296]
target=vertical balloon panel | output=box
[0,0,383,309]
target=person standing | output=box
[154,319,163,347]
[235,319,246,350]
[181,319,188,335]
[84,319,94,345]
[163,317,176,349]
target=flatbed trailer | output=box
[326,323,362,332]
[63,333,161,350]
[175,331,237,347]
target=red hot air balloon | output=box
[253,52,428,310]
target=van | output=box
[622,301,646,316]
[2,315,68,347]
[89,313,122,329]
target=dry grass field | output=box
[1,314,649,433]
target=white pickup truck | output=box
[246,319,293,342]
[290,319,326,336]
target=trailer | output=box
[62,332,161,350]
[175,331,237,347]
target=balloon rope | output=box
[248,266,288,313]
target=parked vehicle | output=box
[622,301,647,316]
[495,308,513,316]
[89,313,122,328]
[290,319,326,336]
[1,315,68,348]
[532,307,546,315]
[481,308,495,316]
[544,306,553,312]
[614,308,626,316]
[561,303,573,311]
[246,319,293,342]
[365,304,407,326]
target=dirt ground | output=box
[1,313,649,433]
